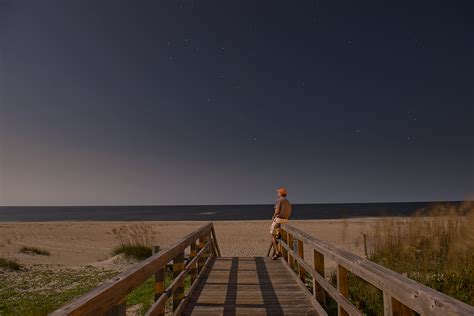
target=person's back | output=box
[275,196,292,219]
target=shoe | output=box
[272,252,282,260]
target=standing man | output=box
[270,187,292,259]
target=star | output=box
[356,129,360,133]
[347,40,352,45]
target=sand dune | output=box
[0,218,396,269]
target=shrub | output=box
[0,257,21,270]
[19,246,51,256]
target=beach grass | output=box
[19,246,51,256]
[112,244,152,261]
[111,223,155,260]
[0,257,21,271]
[368,201,474,305]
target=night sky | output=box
[0,1,473,205]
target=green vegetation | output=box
[112,244,152,260]
[0,258,21,271]
[111,224,155,260]
[126,271,192,315]
[369,202,474,305]
[19,246,51,256]
[0,266,119,316]
[301,202,473,316]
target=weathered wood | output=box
[282,224,474,316]
[383,291,393,316]
[190,242,198,285]
[313,249,326,308]
[104,299,126,316]
[173,252,185,311]
[297,239,306,283]
[211,226,221,257]
[337,265,349,316]
[198,236,206,274]
[280,241,362,316]
[281,229,288,260]
[287,233,295,267]
[392,296,415,316]
[146,242,211,316]
[280,258,328,316]
[182,257,322,315]
[51,223,213,316]
[152,245,165,316]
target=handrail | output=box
[51,222,219,316]
[281,224,474,316]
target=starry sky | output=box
[0,1,473,206]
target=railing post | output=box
[104,299,126,316]
[287,233,295,268]
[313,249,326,308]
[281,229,288,260]
[337,265,349,316]
[297,239,306,283]
[198,236,205,273]
[173,252,185,312]
[153,246,165,316]
[190,241,198,284]
[383,292,393,316]
[211,225,221,256]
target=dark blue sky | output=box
[0,1,473,205]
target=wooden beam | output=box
[104,299,126,316]
[287,233,295,268]
[189,242,197,285]
[198,236,205,274]
[172,252,185,311]
[383,291,393,316]
[281,229,288,260]
[392,296,415,316]
[297,239,306,283]
[211,225,221,257]
[280,241,362,316]
[337,265,349,316]
[313,249,326,308]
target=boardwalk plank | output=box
[182,257,322,315]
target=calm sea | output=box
[0,201,463,221]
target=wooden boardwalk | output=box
[52,222,474,316]
[183,257,320,316]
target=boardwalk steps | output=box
[51,222,474,316]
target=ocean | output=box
[0,201,463,221]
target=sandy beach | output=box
[0,218,393,269]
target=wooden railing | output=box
[51,222,220,316]
[280,224,474,316]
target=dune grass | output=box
[19,246,51,256]
[0,258,21,271]
[368,201,474,305]
[111,224,155,261]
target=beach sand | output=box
[0,218,394,269]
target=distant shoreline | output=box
[0,201,465,222]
